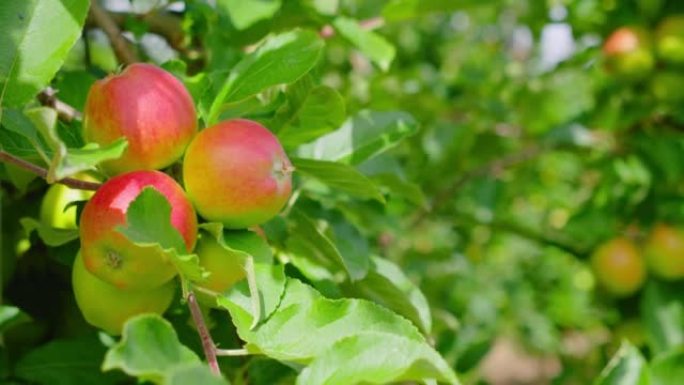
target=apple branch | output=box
[89,1,139,65]
[0,151,101,191]
[38,88,82,122]
[186,291,221,375]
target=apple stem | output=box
[186,291,221,376]
[0,151,102,191]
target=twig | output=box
[412,144,545,226]
[0,151,101,191]
[186,291,221,376]
[89,1,139,64]
[37,88,82,122]
[86,10,186,53]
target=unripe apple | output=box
[603,27,654,79]
[591,237,646,297]
[80,170,197,290]
[72,252,175,335]
[644,224,684,280]
[83,63,197,175]
[650,71,684,103]
[40,174,98,229]
[183,119,292,229]
[656,15,684,65]
[196,233,246,294]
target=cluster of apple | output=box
[45,63,292,334]
[602,15,684,101]
[590,224,684,297]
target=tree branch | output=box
[412,144,545,226]
[86,10,186,53]
[37,88,82,122]
[89,1,139,65]
[0,151,101,190]
[186,291,221,376]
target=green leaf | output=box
[1,108,51,162]
[216,263,287,329]
[23,107,127,182]
[292,158,385,203]
[221,269,423,361]
[332,17,396,71]
[382,0,479,21]
[199,223,273,265]
[641,280,684,355]
[371,173,427,207]
[343,256,432,334]
[220,270,457,383]
[0,305,30,333]
[117,187,206,283]
[287,208,369,281]
[274,85,346,148]
[296,332,458,385]
[103,315,200,384]
[0,0,89,107]
[20,217,79,246]
[164,364,231,385]
[208,30,324,124]
[301,0,338,15]
[297,110,418,165]
[217,0,282,30]
[15,337,124,385]
[594,341,651,385]
[651,348,684,385]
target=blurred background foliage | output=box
[2,0,684,384]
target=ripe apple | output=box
[79,170,197,290]
[83,63,197,175]
[603,27,654,79]
[590,237,646,297]
[656,15,684,65]
[40,174,98,229]
[183,119,292,229]
[644,224,684,280]
[72,252,175,335]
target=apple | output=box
[183,119,292,229]
[603,27,654,79]
[644,224,684,280]
[72,252,175,335]
[40,174,98,229]
[79,170,197,290]
[194,233,246,306]
[591,237,646,297]
[83,63,197,175]
[650,71,684,103]
[656,15,684,65]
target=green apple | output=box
[603,27,655,80]
[645,224,684,280]
[40,174,97,229]
[72,252,176,335]
[656,15,684,65]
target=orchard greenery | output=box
[1,1,684,385]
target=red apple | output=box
[83,63,197,175]
[80,170,197,290]
[603,27,654,79]
[182,119,292,229]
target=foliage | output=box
[1,0,684,384]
